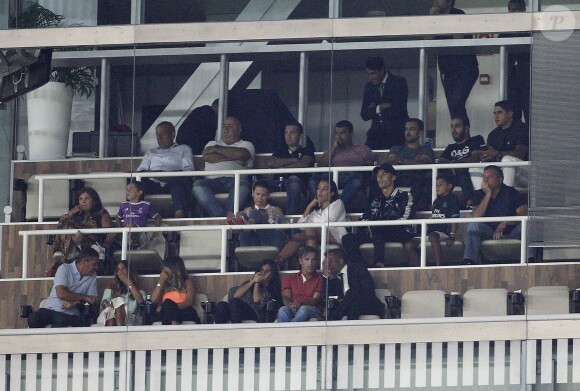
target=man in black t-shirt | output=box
[430,0,479,121]
[469,100,529,190]
[267,121,315,214]
[464,165,531,264]
[438,116,485,206]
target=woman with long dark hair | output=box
[274,178,347,267]
[151,256,200,325]
[52,187,115,263]
[214,259,281,323]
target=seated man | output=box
[464,165,531,265]
[27,248,99,328]
[384,118,435,213]
[437,116,485,207]
[469,100,528,190]
[192,116,255,217]
[310,120,375,211]
[137,121,194,218]
[325,248,384,320]
[267,120,315,215]
[277,246,323,322]
[343,163,419,268]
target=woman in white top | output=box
[275,179,347,268]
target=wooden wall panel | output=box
[11,153,390,222]
[1,264,578,329]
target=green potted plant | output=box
[13,3,97,159]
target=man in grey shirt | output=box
[28,248,99,328]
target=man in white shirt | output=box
[192,116,255,217]
[137,121,195,218]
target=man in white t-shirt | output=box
[192,116,255,217]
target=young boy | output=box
[425,173,461,266]
[116,181,162,249]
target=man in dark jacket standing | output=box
[361,57,409,150]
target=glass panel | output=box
[339,0,528,17]
[540,0,580,10]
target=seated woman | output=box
[234,180,287,250]
[97,261,145,326]
[214,260,281,324]
[52,187,115,263]
[275,179,347,268]
[151,256,200,325]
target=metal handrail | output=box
[32,160,531,222]
[19,215,528,278]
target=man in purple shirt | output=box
[310,120,375,211]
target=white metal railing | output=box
[1,317,580,390]
[31,160,531,222]
[18,215,528,278]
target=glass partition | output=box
[3,4,580,391]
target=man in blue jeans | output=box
[267,121,315,215]
[463,165,531,264]
[192,116,255,217]
[277,246,323,322]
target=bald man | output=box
[192,116,255,217]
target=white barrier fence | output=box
[31,161,531,222]
[18,216,528,278]
[1,316,580,390]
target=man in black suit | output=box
[361,57,409,150]
[324,248,385,320]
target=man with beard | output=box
[383,118,434,214]
[438,116,485,207]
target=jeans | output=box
[267,175,306,215]
[141,177,193,215]
[463,222,533,264]
[192,176,250,217]
[277,305,321,322]
[441,66,479,120]
[309,172,366,211]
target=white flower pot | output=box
[26,82,73,160]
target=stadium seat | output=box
[360,242,407,267]
[481,239,521,263]
[425,240,465,266]
[113,232,166,274]
[179,230,223,272]
[526,286,570,315]
[358,288,391,320]
[462,288,508,317]
[401,290,446,319]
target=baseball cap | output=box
[372,162,397,176]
